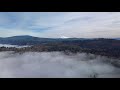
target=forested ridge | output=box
[0,38,120,59]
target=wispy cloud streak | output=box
[0,12,120,38]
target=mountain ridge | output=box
[0,35,120,39]
[0,35,120,45]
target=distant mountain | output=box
[6,35,38,39]
[4,35,39,41]
[0,35,90,45]
[60,36,91,40]
[0,35,58,45]
[0,35,120,46]
[60,36,70,39]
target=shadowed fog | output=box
[0,51,120,78]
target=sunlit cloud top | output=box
[0,12,120,38]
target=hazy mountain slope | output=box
[0,35,89,45]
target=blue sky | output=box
[0,12,120,38]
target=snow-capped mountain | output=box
[60,36,70,39]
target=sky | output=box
[0,12,120,38]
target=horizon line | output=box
[0,35,120,39]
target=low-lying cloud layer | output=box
[0,51,120,78]
[0,44,31,48]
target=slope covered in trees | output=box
[0,38,120,59]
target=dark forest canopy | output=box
[0,37,120,59]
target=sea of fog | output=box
[0,51,120,78]
[0,44,31,48]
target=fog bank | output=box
[0,44,31,48]
[0,51,120,78]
